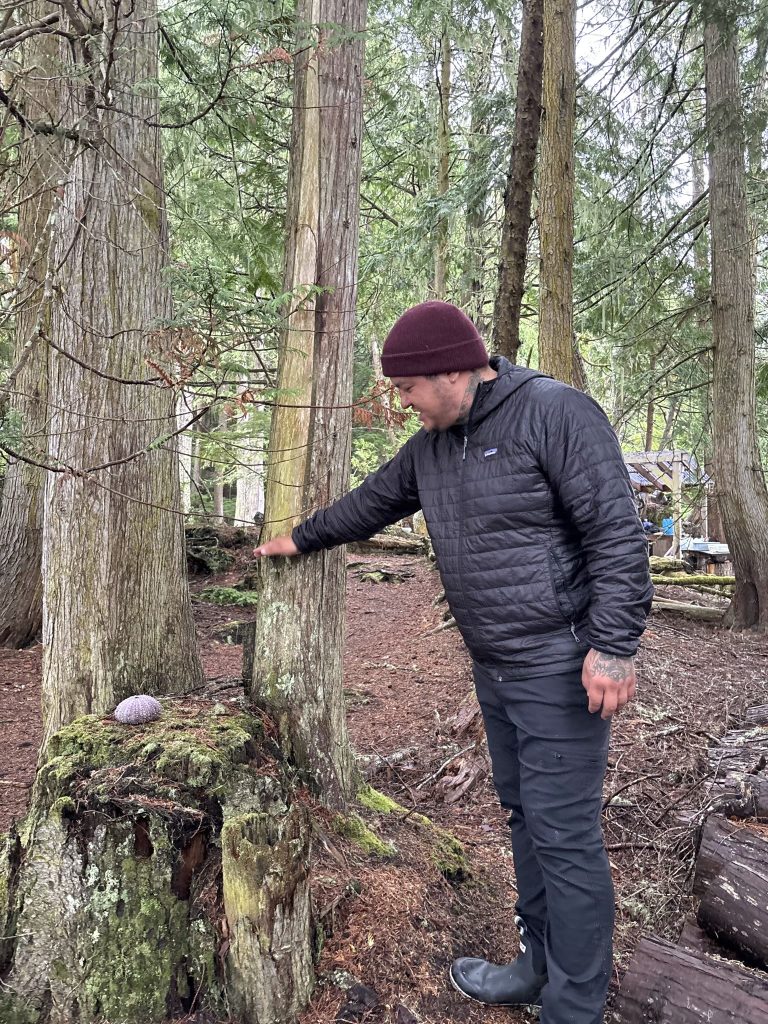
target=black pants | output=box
[472,661,613,1024]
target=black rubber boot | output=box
[449,916,547,1007]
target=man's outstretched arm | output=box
[254,435,421,559]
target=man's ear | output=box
[445,370,461,384]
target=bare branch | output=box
[0,12,60,51]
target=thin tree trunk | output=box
[371,337,395,445]
[659,396,680,449]
[433,29,451,299]
[234,411,265,527]
[41,0,203,742]
[538,0,576,384]
[705,9,768,630]
[213,406,227,524]
[645,353,656,451]
[493,0,544,361]
[177,393,193,515]
[248,0,365,808]
[0,8,59,647]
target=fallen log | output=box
[651,572,735,587]
[707,726,768,776]
[613,935,768,1023]
[704,774,768,820]
[693,815,768,966]
[348,533,426,556]
[745,705,768,727]
[677,916,723,958]
[705,724,768,819]
[651,598,724,621]
[649,556,692,574]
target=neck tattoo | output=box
[456,371,483,425]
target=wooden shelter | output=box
[623,449,710,557]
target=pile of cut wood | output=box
[613,704,768,1023]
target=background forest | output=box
[3,0,766,521]
[2,0,768,1022]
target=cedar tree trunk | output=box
[705,10,768,630]
[248,0,365,807]
[493,0,543,361]
[433,28,451,299]
[538,0,576,383]
[41,0,203,742]
[0,7,59,647]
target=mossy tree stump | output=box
[0,701,314,1024]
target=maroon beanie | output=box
[381,301,488,377]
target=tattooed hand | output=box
[581,649,636,719]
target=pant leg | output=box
[507,671,613,1024]
[472,662,548,974]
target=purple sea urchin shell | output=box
[114,694,162,725]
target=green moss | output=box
[221,814,269,921]
[35,704,263,807]
[199,586,259,607]
[0,994,39,1024]
[355,785,469,881]
[428,826,469,881]
[0,828,21,974]
[50,796,76,819]
[332,813,396,858]
[357,784,404,815]
[76,822,218,1022]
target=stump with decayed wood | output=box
[0,700,314,1024]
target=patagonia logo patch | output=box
[483,448,498,458]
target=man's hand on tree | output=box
[252,535,300,558]
[581,649,636,719]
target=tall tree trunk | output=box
[538,0,576,384]
[705,9,768,630]
[493,0,544,361]
[41,0,203,742]
[248,0,365,808]
[460,27,494,330]
[433,29,451,299]
[0,8,59,647]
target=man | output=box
[254,300,653,1024]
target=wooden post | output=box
[671,452,683,557]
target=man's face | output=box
[390,373,462,432]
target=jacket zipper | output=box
[549,546,581,643]
[456,426,469,640]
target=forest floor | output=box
[1,545,768,1024]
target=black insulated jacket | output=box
[293,356,654,677]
